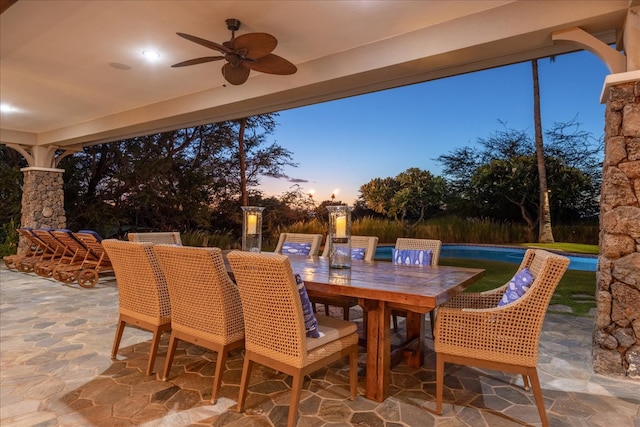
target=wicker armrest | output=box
[443,288,504,309]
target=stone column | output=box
[18,167,67,253]
[594,76,640,378]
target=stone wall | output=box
[18,168,67,253]
[594,80,640,378]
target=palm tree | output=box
[532,58,554,243]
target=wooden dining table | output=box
[287,256,484,402]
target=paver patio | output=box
[1,265,638,426]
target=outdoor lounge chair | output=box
[102,240,172,376]
[71,230,113,288]
[390,238,442,333]
[434,249,570,427]
[311,235,379,320]
[51,230,100,284]
[128,232,182,245]
[34,229,88,278]
[227,251,358,427]
[3,227,48,270]
[16,228,65,273]
[153,245,244,404]
[274,232,323,256]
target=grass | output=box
[520,242,599,254]
[440,257,596,317]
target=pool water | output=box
[374,244,597,271]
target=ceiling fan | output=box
[172,18,297,86]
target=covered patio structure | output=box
[1,0,639,380]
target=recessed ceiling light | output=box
[142,50,160,60]
[0,103,16,113]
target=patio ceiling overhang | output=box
[0,0,633,151]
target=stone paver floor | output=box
[1,266,639,426]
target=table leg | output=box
[404,311,425,368]
[363,299,390,402]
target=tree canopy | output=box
[359,167,447,227]
[436,119,601,235]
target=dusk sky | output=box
[259,49,609,205]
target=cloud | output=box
[267,172,308,183]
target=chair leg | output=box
[288,373,304,427]
[392,314,398,332]
[527,368,549,427]
[324,304,330,316]
[161,333,179,381]
[237,356,253,412]
[111,318,127,359]
[522,374,531,390]
[436,354,445,414]
[146,327,164,376]
[211,347,229,404]
[343,306,350,321]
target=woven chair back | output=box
[153,245,244,344]
[395,238,442,265]
[321,235,379,261]
[102,240,171,325]
[274,233,323,256]
[128,232,182,245]
[227,251,307,366]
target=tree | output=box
[436,121,601,233]
[0,145,26,227]
[218,114,297,205]
[532,58,554,243]
[359,168,446,227]
[60,115,296,236]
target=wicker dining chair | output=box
[227,251,358,427]
[274,232,323,256]
[128,232,182,245]
[434,249,570,427]
[391,238,442,332]
[102,240,172,375]
[313,235,379,320]
[153,245,244,404]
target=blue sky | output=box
[260,50,609,204]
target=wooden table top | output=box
[287,256,485,313]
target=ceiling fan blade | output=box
[176,32,232,54]
[171,56,225,67]
[231,33,277,59]
[243,54,297,75]
[222,63,251,85]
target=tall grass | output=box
[350,217,532,244]
[181,230,236,249]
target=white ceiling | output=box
[0,0,631,150]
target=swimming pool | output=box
[374,244,597,271]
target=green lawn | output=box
[520,242,599,255]
[440,257,596,317]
